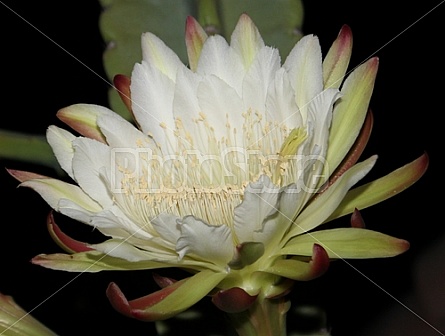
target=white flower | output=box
[10,15,427,319]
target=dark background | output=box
[0,1,442,335]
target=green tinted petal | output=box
[323,25,352,89]
[323,58,378,176]
[31,251,171,272]
[326,153,429,222]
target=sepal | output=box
[106,270,226,321]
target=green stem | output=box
[196,0,221,35]
[228,296,290,336]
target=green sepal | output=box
[281,228,409,259]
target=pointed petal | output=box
[130,61,175,149]
[196,35,244,95]
[176,216,233,266]
[281,228,410,259]
[283,35,323,121]
[230,13,265,69]
[323,25,353,89]
[46,125,76,179]
[185,16,208,72]
[107,270,226,321]
[141,32,184,81]
[18,177,101,213]
[212,287,257,313]
[324,58,378,174]
[32,251,171,272]
[286,155,377,238]
[326,153,429,221]
[265,244,329,280]
[7,169,48,183]
[57,104,117,143]
[47,211,93,253]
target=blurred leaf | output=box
[0,130,58,169]
[99,0,193,119]
[98,0,304,117]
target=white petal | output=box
[197,75,244,142]
[265,68,302,127]
[97,112,156,149]
[47,125,76,179]
[20,178,101,213]
[234,175,279,242]
[283,35,323,122]
[196,35,245,95]
[71,138,113,207]
[176,216,233,266]
[141,32,184,81]
[58,198,98,224]
[130,61,175,150]
[230,14,265,69]
[172,67,203,145]
[242,46,281,116]
[151,213,181,244]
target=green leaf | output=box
[0,130,58,169]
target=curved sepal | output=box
[265,244,329,281]
[212,287,258,313]
[326,152,429,221]
[317,110,373,192]
[113,74,132,113]
[47,211,93,253]
[107,270,226,321]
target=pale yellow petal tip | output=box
[185,16,208,72]
[57,105,105,143]
[231,13,264,68]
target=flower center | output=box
[114,108,307,232]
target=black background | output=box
[0,1,442,335]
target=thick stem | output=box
[228,296,290,336]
